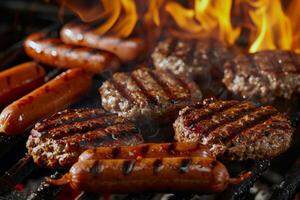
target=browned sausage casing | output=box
[0,62,45,107]
[49,157,231,193]
[24,32,120,74]
[0,68,92,135]
[79,142,213,161]
[60,23,145,63]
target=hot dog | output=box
[0,62,45,107]
[60,22,145,63]
[24,32,120,74]
[47,157,251,193]
[0,68,92,135]
[79,142,213,161]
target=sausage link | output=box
[60,22,145,63]
[0,68,92,135]
[0,62,45,107]
[24,32,120,74]
[79,142,213,161]
[47,157,251,193]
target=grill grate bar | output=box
[271,156,300,200]
[27,172,64,200]
[0,155,36,196]
[221,160,271,200]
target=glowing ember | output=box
[15,184,25,192]
[61,0,300,53]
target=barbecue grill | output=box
[0,1,300,200]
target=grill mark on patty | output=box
[210,107,278,145]
[47,119,127,140]
[110,78,135,105]
[34,109,108,133]
[236,115,290,142]
[167,38,179,57]
[153,158,163,174]
[206,39,218,69]
[183,100,240,127]
[246,54,270,86]
[268,52,284,75]
[64,124,139,146]
[130,73,158,106]
[288,51,300,73]
[165,69,191,98]
[35,114,121,139]
[198,102,258,136]
[184,40,197,66]
[148,70,177,101]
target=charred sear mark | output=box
[184,100,240,128]
[167,38,178,57]
[184,40,197,65]
[148,70,177,101]
[112,147,121,158]
[218,108,278,143]
[179,158,192,174]
[130,73,158,106]
[110,78,135,105]
[140,145,150,157]
[122,160,135,175]
[90,160,103,175]
[153,159,163,174]
[167,143,176,155]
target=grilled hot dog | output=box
[0,68,92,135]
[0,62,45,107]
[79,142,213,161]
[48,157,250,193]
[60,22,145,63]
[24,32,120,74]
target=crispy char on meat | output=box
[26,108,144,169]
[152,36,233,80]
[99,68,202,123]
[174,98,293,160]
[223,50,300,102]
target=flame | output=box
[144,0,165,26]
[247,0,292,53]
[165,0,240,45]
[92,0,138,37]
[287,0,300,53]
[61,0,300,53]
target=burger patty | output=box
[223,50,300,102]
[99,67,202,122]
[26,108,144,169]
[152,37,233,80]
[173,98,293,160]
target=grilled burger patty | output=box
[99,67,202,122]
[223,50,300,102]
[152,37,233,80]
[26,108,144,169]
[174,98,292,160]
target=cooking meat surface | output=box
[223,50,300,102]
[152,37,233,80]
[174,98,293,160]
[26,108,144,168]
[99,67,202,123]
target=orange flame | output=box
[247,0,292,53]
[287,0,300,53]
[165,0,240,45]
[61,0,300,53]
